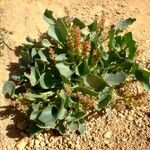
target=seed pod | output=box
[82,41,91,58]
[74,26,81,49]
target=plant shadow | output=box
[6,62,21,79]
[0,104,29,141]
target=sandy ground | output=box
[0,0,150,150]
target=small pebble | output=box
[127,115,133,121]
[16,139,28,150]
[104,131,112,139]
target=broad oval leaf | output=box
[123,32,137,60]
[29,121,42,135]
[95,94,112,110]
[73,18,86,29]
[3,81,15,96]
[42,39,51,48]
[57,90,68,120]
[57,108,67,120]
[108,29,116,50]
[83,74,106,91]
[38,105,57,124]
[56,120,66,135]
[56,53,68,61]
[31,48,38,58]
[55,18,68,43]
[39,71,55,89]
[65,109,86,123]
[78,123,86,134]
[68,121,79,131]
[35,59,46,74]
[88,20,97,32]
[48,24,63,46]
[73,86,99,97]
[56,62,74,78]
[75,61,90,76]
[25,67,40,86]
[134,69,150,90]
[43,9,56,25]
[38,50,50,63]
[32,103,40,111]
[30,111,40,120]
[37,122,56,129]
[103,71,126,86]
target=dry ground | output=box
[0,0,150,150]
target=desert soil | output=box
[0,0,150,150]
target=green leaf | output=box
[108,29,116,50]
[103,71,126,86]
[88,32,97,42]
[48,25,63,45]
[83,74,106,91]
[29,121,42,135]
[73,86,99,97]
[56,53,68,61]
[43,9,56,25]
[39,71,55,89]
[114,18,136,32]
[56,62,74,78]
[37,122,56,129]
[38,50,50,63]
[57,90,68,120]
[134,69,150,90]
[26,92,53,101]
[48,18,68,44]
[32,103,40,111]
[30,111,40,120]
[60,75,70,84]
[31,48,37,58]
[35,59,45,74]
[78,123,86,134]
[101,51,108,61]
[88,20,97,32]
[56,120,66,135]
[57,108,67,120]
[123,32,137,60]
[68,121,79,131]
[3,81,15,96]
[55,18,68,43]
[130,62,139,73]
[38,105,57,125]
[94,87,112,110]
[58,89,67,101]
[121,61,133,73]
[73,18,86,29]
[42,39,51,48]
[95,94,112,110]
[66,109,86,123]
[75,61,90,76]
[25,67,40,86]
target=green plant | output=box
[3,9,150,135]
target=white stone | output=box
[16,139,28,150]
[104,131,112,139]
